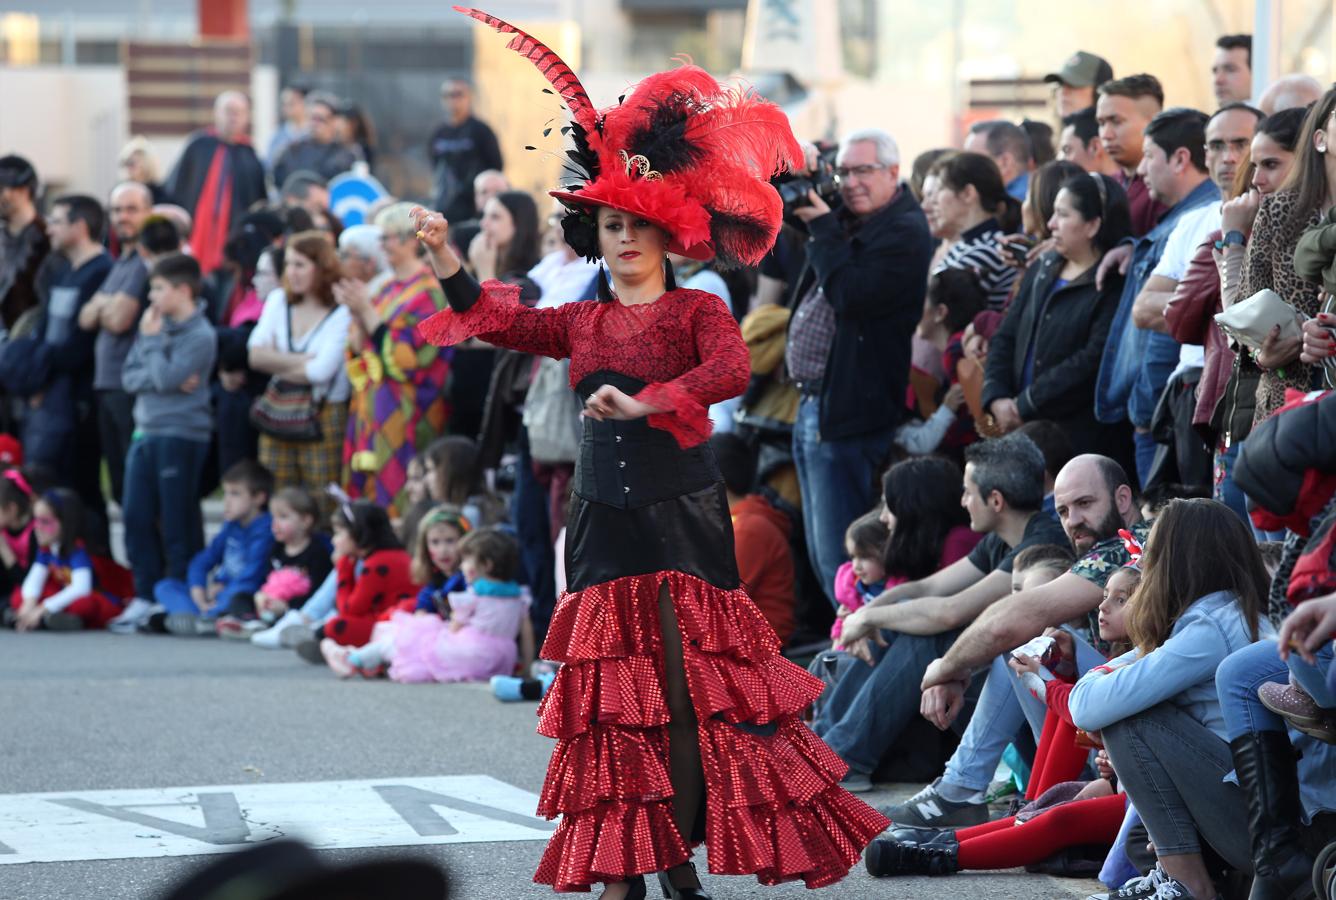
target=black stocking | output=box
[657,581,704,889]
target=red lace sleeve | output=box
[637,291,750,448]
[418,279,572,360]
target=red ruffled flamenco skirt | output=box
[533,569,889,891]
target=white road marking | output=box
[0,775,554,865]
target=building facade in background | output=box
[1,0,1331,202]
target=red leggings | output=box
[955,792,1126,870]
[1027,708,1090,799]
[8,588,122,629]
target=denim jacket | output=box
[1070,590,1271,741]
[1094,178,1220,426]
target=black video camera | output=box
[774,144,840,221]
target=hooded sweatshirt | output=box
[121,305,217,442]
[730,493,796,644]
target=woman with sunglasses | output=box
[982,173,1133,455]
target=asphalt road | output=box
[0,631,1103,899]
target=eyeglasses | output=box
[834,164,888,182]
[442,90,467,99]
[1205,138,1250,154]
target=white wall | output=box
[0,63,279,202]
[0,65,124,197]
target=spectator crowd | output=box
[1,34,1336,900]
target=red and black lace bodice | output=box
[419,274,751,449]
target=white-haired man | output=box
[780,129,935,605]
[165,90,267,274]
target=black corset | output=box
[574,370,720,509]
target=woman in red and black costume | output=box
[411,8,890,899]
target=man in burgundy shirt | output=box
[1096,74,1170,237]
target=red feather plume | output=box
[455,9,802,269]
[451,6,598,133]
[683,87,804,178]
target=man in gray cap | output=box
[1044,51,1115,118]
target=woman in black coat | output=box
[983,172,1132,455]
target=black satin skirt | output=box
[564,370,740,593]
[565,480,740,592]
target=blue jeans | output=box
[943,655,1028,792]
[300,567,341,623]
[943,633,1106,792]
[1213,442,1250,526]
[512,429,556,639]
[791,396,894,606]
[1133,430,1156,488]
[1104,702,1249,865]
[1219,639,1336,739]
[153,578,198,614]
[1218,639,1336,821]
[1289,652,1336,708]
[122,435,209,600]
[813,630,960,775]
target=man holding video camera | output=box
[783,128,935,605]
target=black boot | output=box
[1230,732,1315,900]
[864,838,959,877]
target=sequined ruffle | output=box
[535,797,689,893]
[541,571,780,664]
[538,656,670,739]
[534,570,889,891]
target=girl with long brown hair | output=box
[1069,499,1271,899]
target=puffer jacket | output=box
[1235,388,1336,533]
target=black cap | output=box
[0,155,37,191]
[1044,51,1115,89]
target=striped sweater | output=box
[934,218,1017,310]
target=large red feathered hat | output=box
[453,6,803,268]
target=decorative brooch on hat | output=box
[453,6,803,269]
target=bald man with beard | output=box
[165,91,268,274]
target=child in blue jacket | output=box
[149,460,275,636]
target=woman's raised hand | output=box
[409,206,462,277]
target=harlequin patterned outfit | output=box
[343,265,451,516]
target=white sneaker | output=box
[107,598,155,634]
[251,609,304,649]
[279,620,315,648]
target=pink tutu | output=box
[388,610,519,683]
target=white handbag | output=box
[1214,289,1305,351]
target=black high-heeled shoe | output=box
[600,875,646,900]
[657,863,712,900]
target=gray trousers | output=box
[1103,702,1251,870]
